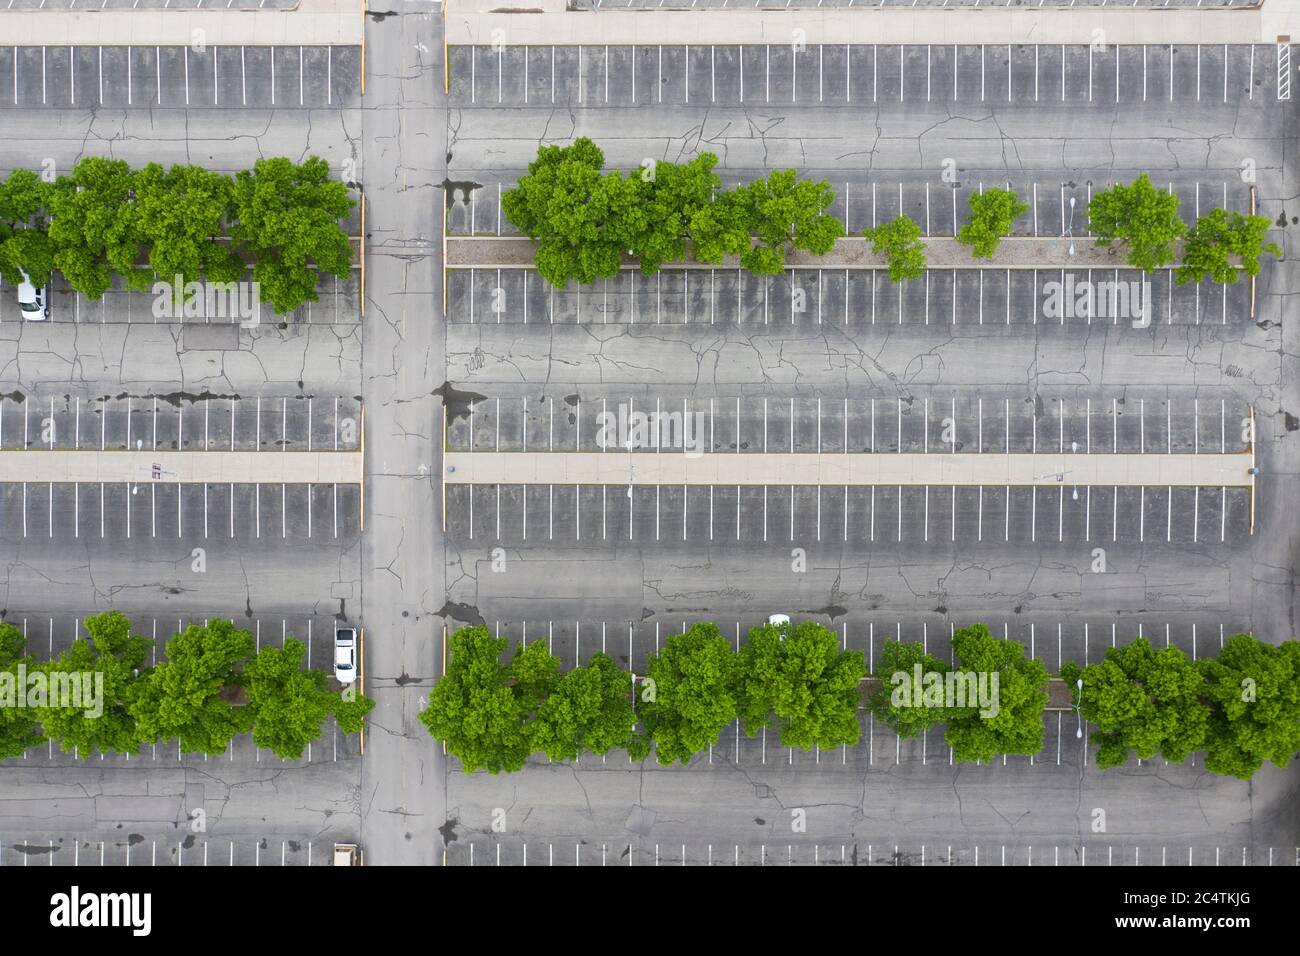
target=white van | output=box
[17,271,49,321]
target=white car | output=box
[767,614,791,628]
[17,271,49,321]
[334,625,358,684]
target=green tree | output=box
[704,169,844,276]
[418,626,558,773]
[1198,635,1300,780]
[0,168,54,287]
[503,137,633,287]
[868,639,951,738]
[332,689,376,735]
[229,155,356,314]
[132,162,244,294]
[34,611,151,757]
[736,620,865,750]
[944,624,1049,763]
[1087,173,1186,272]
[244,638,374,760]
[1176,209,1281,285]
[128,620,256,756]
[863,215,927,281]
[1060,638,1208,769]
[46,157,141,299]
[633,622,739,766]
[626,154,723,275]
[530,652,635,761]
[957,187,1029,258]
[0,623,45,760]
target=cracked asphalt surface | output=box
[0,23,1297,865]
[433,40,1300,863]
[0,37,366,861]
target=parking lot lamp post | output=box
[1073,678,1084,739]
[1066,195,1076,257]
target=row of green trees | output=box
[421,619,864,772]
[877,626,1300,779]
[504,141,1280,288]
[503,138,844,286]
[0,612,374,761]
[0,156,355,314]
[422,621,1300,781]
[866,174,1280,282]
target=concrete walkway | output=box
[448,236,1171,271]
[358,2,448,868]
[443,450,1255,488]
[447,6,1300,46]
[0,450,363,484]
[0,0,362,45]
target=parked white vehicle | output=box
[334,625,358,684]
[16,271,49,320]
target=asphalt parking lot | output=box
[0,45,361,109]
[446,481,1250,546]
[5,0,298,8]
[0,837,335,867]
[446,264,1250,326]
[0,391,362,453]
[439,11,1297,867]
[0,390,361,538]
[446,388,1251,456]
[0,755,361,869]
[443,386,1255,545]
[0,391,364,634]
[0,480,362,541]
[0,272,362,325]
[448,42,1282,108]
[444,840,1282,868]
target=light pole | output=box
[1073,678,1084,739]
[1071,440,1079,500]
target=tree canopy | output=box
[34,611,152,757]
[1176,209,1281,285]
[958,187,1029,258]
[869,639,951,738]
[863,214,927,281]
[129,620,256,756]
[47,158,143,299]
[244,637,373,760]
[0,623,45,760]
[633,622,740,766]
[0,169,54,288]
[1198,635,1300,779]
[736,620,864,750]
[1061,637,1208,769]
[418,626,554,773]
[503,140,844,283]
[229,155,356,313]
[531,652,635,761]
[943,624,1049,763]
[1087,173,1186,272]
